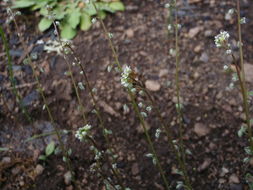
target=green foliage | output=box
[39,141,56,161]
[45,141,55,156]
[12,0,125,39]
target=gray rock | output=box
[230,184,243,190]
[145,80,161,91]
[245,63,253,83]
[194,123,210,137]
[21,90,39,106]
[199,52,209,63]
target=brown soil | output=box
[1,0,253,190]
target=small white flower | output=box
[141,112,147,118]
[165,3,170,8]
[228,9,235,15]
[108,33,113,39]
[131,88,136,93]
[167,24,172,31]
[75,124,92,141]
[176,24,181,29]
[107,65,112,72]
[92,18,97,24]
[121,66,133,89]
[138,90,145,96]
[123,104,129,113]
[169,48,176,57]
[138,102,143,108]
[112,163,117,169]
[83,0,90,4]
[155,128,161,139]
[223,65,229,70]
[146,106,152,112]
[226,49,232,54]
[78,82,85,90]
[240,17,246,24]
[92,88,97,93]
[214,31,230,48]
[145,153,153,158]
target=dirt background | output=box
[1,0,253,189]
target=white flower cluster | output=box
[121,66,133,89]
[214,31,230,48]
[75,124,92,141]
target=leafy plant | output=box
[12,0,124,39]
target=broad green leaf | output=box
[39,7,49,16]
[80,13,91,31]
[38,18,53,32]
[68,10,81,29]
[60,23,77,39]
[98,11,106,20]
[53,5,66,20]
[12,0,35,9]
[45,141,55,156]
[96,2,114,13]
[109,2,125,11]
[83,3,97,16]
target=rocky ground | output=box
[1,0,253,189]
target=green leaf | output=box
[12,0,35,9]
[249,91,253,96]
[39,155,47,161]
[109,2,125,11]
[83,3,97,16]
[0,147,9,151]
[38,18,53,32]
[68,10,81,29]
[60,23,77,39]
[96,2,114,13]
[98,11,106,20]
[45,141,55,156]
[53,5,66,20]
[80,13,91,31]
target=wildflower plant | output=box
[214,0,253,152]
[3,6,76,184]
[215,1,253,188]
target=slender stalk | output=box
[52,21,125,189]
[0,25,32,122]
[144,89,191,189]
[236,0,253,150]
[9,14,76,187]
[30,62,73,173]
[91,2,170,189]
[173,3,192,189]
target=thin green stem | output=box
[129,92,170,189]
[52,21,125,189]
[10,16,75,187]
[144,89,191,188]
[174,4,192,189]
[0,25,32,122]
[29,60,74,177]
[236,0,253,150]
[92,2,170,189]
